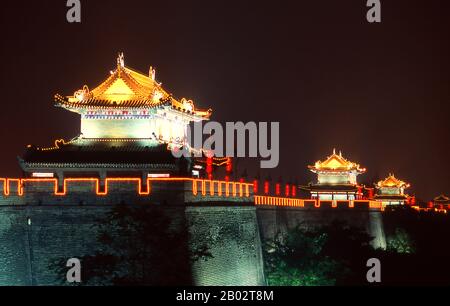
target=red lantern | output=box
[291,185,297,197]
[225,158,232,173]
[368,188,374,199]
[253,179,259,194]
[357,186,362,199]
[275,183,280,196]
[206,156,213,180]
[264,181,269,195]
[285,184,290,197]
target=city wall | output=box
[0,178,385,285]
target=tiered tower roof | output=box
[434,194,450,203]
[374,173,410,202]
[376,174,410,189]
[308,149,366,173]
[54,53,211,118]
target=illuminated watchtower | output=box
[19,53,211,180]
[374,174,410,206]
[304,149,366,200]
[433,194,450,211]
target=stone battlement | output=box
[0,177,382,211]
[255,195,382,210]
[0,177,253,206]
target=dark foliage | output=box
[49,203,211,285]
[264,221,375,286]
[378,206,450,285]
[265,208,450,286]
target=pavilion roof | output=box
[308,149,366,173]
[376,174,410,188]
[21,138,178,166]
[54,53,211,118]
[434,194,450,202]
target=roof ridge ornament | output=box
[117,52,125,69]
[149,66,156,81]
[73,85,90,102]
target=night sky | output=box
[1,0,449,201]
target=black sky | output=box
[0,0,449,200]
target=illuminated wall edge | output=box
[0,177,382,210]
